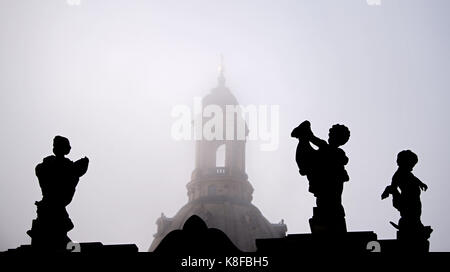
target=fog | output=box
[1,0,449,251]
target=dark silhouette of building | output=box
[154,215,240,254]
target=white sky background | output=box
[1,0,449,251]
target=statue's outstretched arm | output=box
[74,157,89,178]
[413,175,428,191]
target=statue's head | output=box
[328,124,350,147]
[53,136,71,157]
[397,150,418,170]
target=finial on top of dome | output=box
[218,54,226,86]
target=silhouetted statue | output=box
[382,150,432,251]
[154,215,240,255]
[291,120,350,234]
[27,136,89,251]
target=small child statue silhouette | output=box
[291,120,350,234]
[27,136,89,251]
[381,150,432,247]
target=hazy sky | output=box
[1,0,449,252]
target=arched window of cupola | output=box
[216,144,226,167]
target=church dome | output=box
[149,60,287,252]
